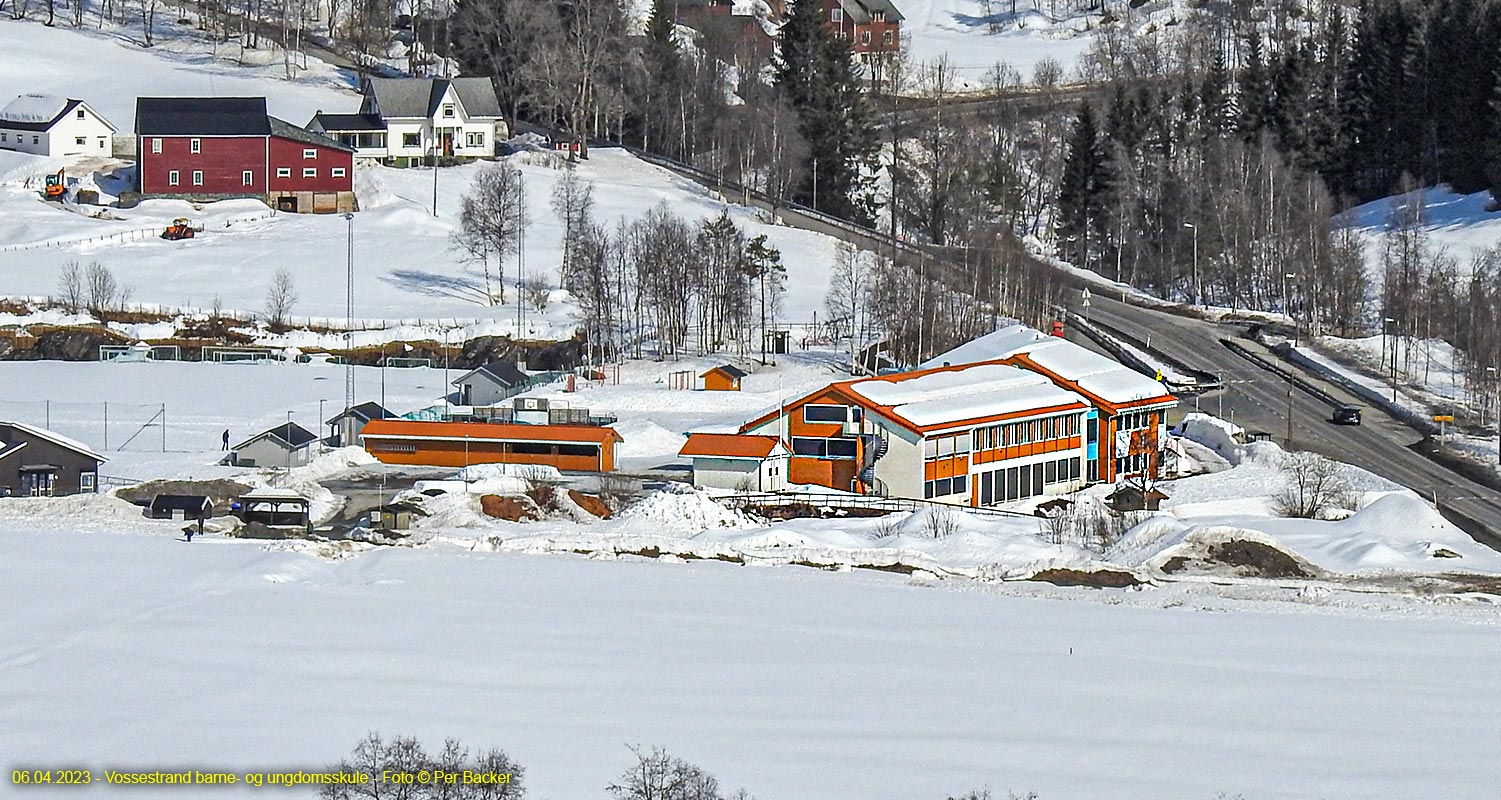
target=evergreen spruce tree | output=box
[1199,50,1233,138]
[1057,102,1102,266]
[1238,33,1272,139]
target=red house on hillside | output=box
[135,97,357,214]
[824,0,902,61]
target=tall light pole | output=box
[1283,272,1297,346]
[430,144,439,217]
[1489,365,1498,464]
[318,398,326,451]
[1183,221,1199,306]
[344,212,356,414]
[1383,316,1398,403]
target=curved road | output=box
[1078,294,1501,548]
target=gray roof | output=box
[234,422,317,451]
[326,401,393,425]
[454,360,527,388]
[362,77,502,120]
[836,0,905,24]
[310,112,386,132]
[268,116,354,152]
[137,97,270,136]
[704,364,748,380]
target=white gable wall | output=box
[0,104,114,158]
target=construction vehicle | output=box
[160,218,197,241]
[42,169,65,200]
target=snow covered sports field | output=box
[3,526,1499,800]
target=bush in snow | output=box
[921,507,959,539]
[264,267,298,331]
[320,732,525,799]
[607,746,747,800]
[1272,452,1359,519]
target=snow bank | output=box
[615,484,759,532]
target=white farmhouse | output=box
[308,77,507,166]
[0,94,115,158]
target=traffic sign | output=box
[1433,415,1454,423]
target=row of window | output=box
[149,139,331,161]
[971,414,1081,452]
[1115,452,1150,476]
[923,474,968,500]
[0,133,40,145]
[165,167,345,187]
[978,458,1082,506]
[398,132,487,148]
[791,436,858,459]
[923,431,970,461]
[1116,410,1155,432]
[370,441,417,453]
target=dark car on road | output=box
[1331,405,1363,425]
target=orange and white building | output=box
[921,324,1178,485]
[678,433,789,492]
[360,419,622,472]
[736,362,1094,505]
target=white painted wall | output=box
[0,104,113,157]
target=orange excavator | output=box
[42,169,65,200]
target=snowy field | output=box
[1346,186,1501,287]
[900,0,1102,85]
[2,526,1499,800]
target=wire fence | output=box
[0,399,175,453]
[0,210,278,254]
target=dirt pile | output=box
[480,494,543,522]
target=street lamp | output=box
[1182,221,1200,307]
[344,212,356,415]
[1489,366,1499,464]
[1381,316,1397,403]
[318,398,327,451]
[1283,272,1297,346]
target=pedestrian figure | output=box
[221,429,230,450]
[185,528,194,542]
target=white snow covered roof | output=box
[922,325,1174,407]
[1,421,107,463]
[0,93,68,124]
[845,363,1087,431]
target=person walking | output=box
[221,429,230,451]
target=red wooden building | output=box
[824,0,903,60]
[135,97,357,213]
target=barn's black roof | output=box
[268,116,354,152]
[136,97,270,136]
[310,112,386,132]
[150,494,212,512]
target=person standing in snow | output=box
[222,429,230,450]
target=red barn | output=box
[135,97,357,213]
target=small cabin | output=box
[147,494,213,520]
[700,364,748,392]
[1106,484,1169,512]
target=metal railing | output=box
[716,491,1037,519]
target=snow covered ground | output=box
[900,0,1102,85]
[3,524,1500,800]
[1345,185,1501,288]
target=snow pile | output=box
[0,93,66,124]
[1172,412,1245,462]
[612,418,688,462]
[614,484,759,532]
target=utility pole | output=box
[1183,221,1199,306]
[1286,378,1294,451]
[344,212,355,413]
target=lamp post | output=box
[1489,366,1499,464]
[344,212,355,415]
[1182,221,1200,306]
[1381,316,1398,403]
[1283,272,1297,346]
[430,144,439,217]
[318,398,326,451]
[286,410,294,470]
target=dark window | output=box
[556,443,598,457]
[981,472,993,505]
[826,439,858,459]
[924,480,934,499]
[934,478,951,496]
[850,407,863,423]
[510,442,552,455]
[1087,416,1098,443]
[1070,459,1081,480]
[952,475,967,497]
[1033,464,1044,495]
[1019,465,1031,497]
[1045,460,1057,484]
[1088,459,1098,482]
[804,405,848,423]
[791,437,824,456]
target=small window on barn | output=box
[303,148,317,159]
[276,167,291,178]
[190,138,200,154]
[303,167,317,178]
[168,170,179,186]
[243,170,254,186]
[151,137,162,154]
[331,167,347,177]
[192,171,203,185]
[75,136,85,145]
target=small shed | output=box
[1107,484,1169,512]
[148,494,213,520]
[232,488,311,529]
[325,401,393,448]
[453,360,529,407]
[678,433,789,492]
[368,501,423,531]
[700,364,748,392]
[230,422,318,468]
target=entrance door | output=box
[22,470,55,497]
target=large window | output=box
[466,132,484,148]
[791,437,858,459]
[804,404,852,424]
[923,474,967,500]
[402,132,420,147]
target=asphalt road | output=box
[1077,293,1501,549]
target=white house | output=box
[308,77,506,166]
[678,433,789,492]
[0,94,115,158]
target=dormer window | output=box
[442,104,455,118]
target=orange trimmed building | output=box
[700,364,747,392]
[360,419,622,472]
[921,324,1178,485]
[678,433,789,491]
[736,361,1094,505]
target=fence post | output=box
[161,403,167,452]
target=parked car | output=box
[1331,404,1363,425]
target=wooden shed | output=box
[700,364,748,392]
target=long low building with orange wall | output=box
[738,362,1094,506]
[360,419,622,472]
